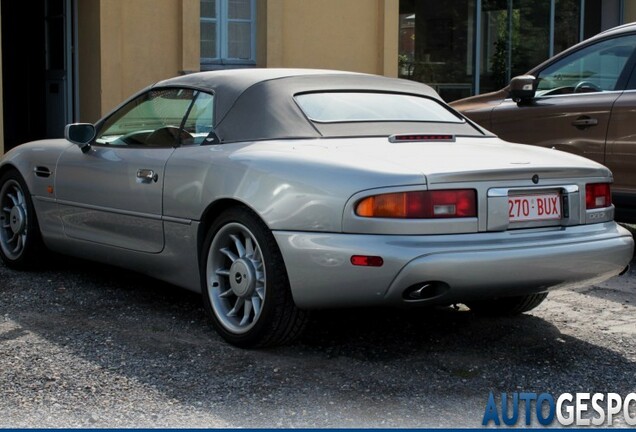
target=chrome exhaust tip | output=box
[403,281,450,301]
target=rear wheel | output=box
[201,207,308,347]
[467,293,548,316]
[0,170,44,269]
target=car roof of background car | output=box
[596,21,636,37]
[154,69,484,142]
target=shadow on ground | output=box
[1,254,634,427]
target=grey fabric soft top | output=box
[154,69,485,143]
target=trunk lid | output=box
[331,136,610,183]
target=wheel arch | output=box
[0,163,34,199]
[0,163,20,180]
[197,198,269,262]
[1,156,46,197]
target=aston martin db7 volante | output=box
[0,69,633,347]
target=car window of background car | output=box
[536,35,636,95]
[96,88,197,146]
[294,92,464,123]
[181,91,214,145]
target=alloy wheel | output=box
[206,222,266,334]
[0,179,29,260]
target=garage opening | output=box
[1,0,77,152]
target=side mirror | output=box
[64,123,96,153]
[509,75,536,103]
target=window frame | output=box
[200,0,257,68]
[94,87,216,148]
[535,34,636,96]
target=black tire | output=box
[467,293,548,316]
[0,170,45,269]
[200,206,309,347]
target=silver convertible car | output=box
[0,69,633,347]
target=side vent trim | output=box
[33,166,52,178]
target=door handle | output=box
[572,116,598,129]
[137,169,158,183]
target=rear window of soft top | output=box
[294,92,464,123]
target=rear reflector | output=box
[389,134,455,143]
[356,190,477,218]
[351,255,384,267]
[586,183,611,209]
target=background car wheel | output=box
[201,207,309,347]
[0,170,45,269]
[467,293,548,316]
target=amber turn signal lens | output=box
[356,192,408,217]
[355,190,476,218]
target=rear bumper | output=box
[274,222,634,309]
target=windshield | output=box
[295,92,464,123]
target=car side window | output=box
[536,35,636,96]
[181,91,215,145]
[96,88,198,147]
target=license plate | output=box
[508,193,561,222]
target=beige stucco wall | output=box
[87,0,200,117]
[80,0,397,121]
[78,0,102,124]
[625,2,636,22]
[259,0,398,77]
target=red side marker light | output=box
[351,255,384,267]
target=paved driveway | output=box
[1,255,635,427]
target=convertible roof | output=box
[154,69,482,142]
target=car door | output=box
[55,88,202,253]
[605,69,636,204]
[489,34,636,166]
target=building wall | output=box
[79,0,200,122]
[626,2,636,22]
[1,0,632,155]
[78,0,102,125]
[81,0,397,123]
[259,0,398,77]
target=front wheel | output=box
[0,170,44,269]
[467,293,548,316]
[201,207,308,347]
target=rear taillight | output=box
[355,190,477,219]
[586,183,612,209]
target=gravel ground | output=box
[0,254,635,428]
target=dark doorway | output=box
[1,0,75,152]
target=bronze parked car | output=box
[451,23,636,222]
